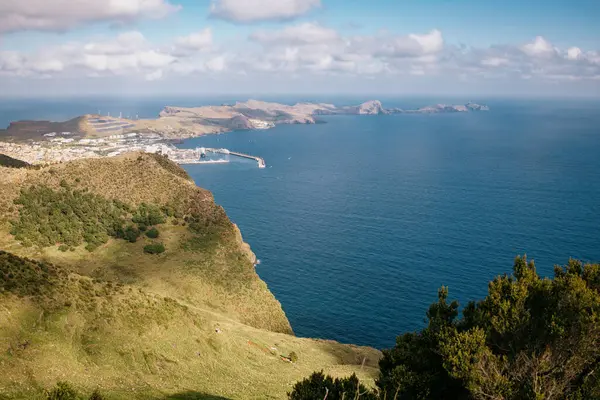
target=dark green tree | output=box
[377,257,600,400]
[289,372,377,400]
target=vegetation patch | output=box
[9,186,172,251]
[0,250,66,298]
[145,227,160,239]
[144,243,165,254]
[289,372,376,400]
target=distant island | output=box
[0,100,489,165]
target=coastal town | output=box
[0,131,177,164]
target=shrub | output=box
[145,227,159,239]
[122,225,141,243]
[289,372,377,400]
[133,203,166,226]
[288,351,298,363]
[88,389,105,400]
[46,382,78,400]
[58,244,69,252]
[144,243,165,254]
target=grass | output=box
[0,153,381,399]
[0,251,380,400]
[0,153,291,334]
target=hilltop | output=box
[0,153,380,399]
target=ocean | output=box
[2,97,600,349]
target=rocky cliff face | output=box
[356,100,385,115]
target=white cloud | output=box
[145,69,163,81]
[1,28,599,87]
[175,29,214,51]
[365,29,444,58]
[409,30,444,54]
[206,56,227,72]
[481,57,509,67]
[250,22,339,45]
[0,0,179,33]
[210,0,320,23]
[82,31,147,55]
[521,36,556,57]
[567,47,582,60]
[243,25,448,78]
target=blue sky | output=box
[1,0,599,96]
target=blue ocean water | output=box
[2,98,600,349]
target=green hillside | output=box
[0,154,381,399]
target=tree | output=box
[289,372,377,400]
[377,257,600,400]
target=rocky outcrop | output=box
[356,100,385,115]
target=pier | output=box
[228,151,266,168]
[173,147,265,168]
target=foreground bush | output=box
[288,372,377,400]
[293,257,600,399]
[377,257,600,400]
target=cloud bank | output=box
[0,0,179,33]
[1,24,598,94]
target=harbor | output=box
[173,147,266,168]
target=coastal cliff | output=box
[0,153,381,399]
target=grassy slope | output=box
[0,154,381,399]
[0,153,291,334]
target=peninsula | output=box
[0,100,489,165]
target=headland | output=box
[0,99,489,165]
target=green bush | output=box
[58,244,69,252]
[377,257,600,400]
[144,243,165,254]
[122,225,141,243]
[288,351,298,363]
[145,227,159,239]
[289,372,377,400]
[132,203,166,226]
[46,382,78,400]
